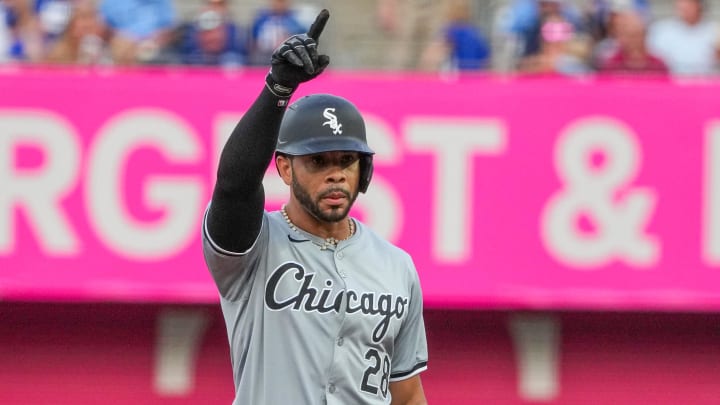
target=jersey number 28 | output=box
[361,348,390,398]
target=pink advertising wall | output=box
[3,67,720,405]
[2,67,720,311]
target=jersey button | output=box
[328,384,336,394]
[336,252,344,260]
[337,337,344,346]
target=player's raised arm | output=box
[205,10,330,253]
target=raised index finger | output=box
[307,9,330,41]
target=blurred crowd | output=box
[0,0,718,77]
[0,0,311,67]
[494,0,719,76]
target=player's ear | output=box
[275,153,293,186]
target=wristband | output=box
[265,73,296,99]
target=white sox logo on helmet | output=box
[322,107,343,135]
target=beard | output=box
[292,175,358,223]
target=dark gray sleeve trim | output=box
[389,361,428,381]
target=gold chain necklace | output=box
[281,205,355,250]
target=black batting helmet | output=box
[276,93,375,193]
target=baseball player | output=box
[202,9,428,405]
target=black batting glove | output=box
[266,9,330,98]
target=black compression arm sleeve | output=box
[206,86,290,252]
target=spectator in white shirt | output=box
[647,0,720,76]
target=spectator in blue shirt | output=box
[99,0,177,65]
[2,0,44,62]
[177,0,246,67]
[444,14,491,69]
[248,0,306,66]
[0,3,12,62]
[419,0,491,72]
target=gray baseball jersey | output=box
[202,208,428,405]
